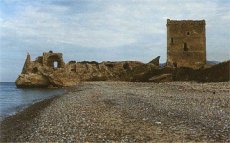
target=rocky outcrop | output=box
[22,53,31,74]
[16,52,161,87]
[172,60,230,82]
[148,56,160,67]
[16,74,49,87]
[149,74,173,82]
[15,51,229,88]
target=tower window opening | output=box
[171,37,173,44]
[184,43,188,51]
[187,32,190,35]
[173,62,177,68]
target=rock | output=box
[149,74,173,82]
[47,70,79,87]
[21,53,31,74]
[15,73,49,87]
[15,52,149,87]
[155,121,162,125]
[148,56,160,67]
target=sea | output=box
[0,82,66,119]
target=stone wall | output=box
[42,51,65,68]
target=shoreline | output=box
[0,94,61,141]
[1,81,229,142]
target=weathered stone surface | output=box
[15,51,229,88]
[47,69,79,87]
[148,56,160,67]
[173,60,230,82]
[21,53,31,74]
[15,74,49,87]
[149,74,173,82]
[16,52,152,87]
[167,19,206,69]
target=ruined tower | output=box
[42,51,65,68]
[166,19,206,69]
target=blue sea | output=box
[0,82,66,119]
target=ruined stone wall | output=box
[167,19,206,69]
[42,52,65,68]
[16,51,161,87]
[16,51,228,88]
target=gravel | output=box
[1,81,230,142]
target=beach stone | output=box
[149,74,173,82]
[2,82,230,142]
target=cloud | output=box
[1,0,227,49]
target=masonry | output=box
[166,19,206,69]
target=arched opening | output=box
[54,61,58,68]
[47,55,62,68]
[184,43,188,51]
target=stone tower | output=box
[166,19,206,69]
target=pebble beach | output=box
[1,81,230,142]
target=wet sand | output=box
[1,82,230,142]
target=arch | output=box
[47,55,62,68]
[54,61,58,68]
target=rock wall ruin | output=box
[15,51,160,87]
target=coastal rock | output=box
[15,51,229,88]
[15,52,150,87]
[47,69,79,87]
[15,74,49,87]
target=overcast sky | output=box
[0,0,229,81]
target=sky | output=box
[0,0,229,82]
